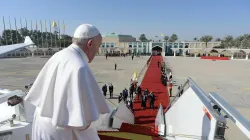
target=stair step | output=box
[119,123,158,137]
[98,134,129,140]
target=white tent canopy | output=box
[0,36,34,58]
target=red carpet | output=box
[99,56,169,140]
[119,123,158,136]
[133,55,170,127]
[201,56,230,60]
[98,134,129,140]
[98,130,163,140]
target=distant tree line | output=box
[0,28,72,48]
[139,34,250,49]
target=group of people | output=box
[159,61,168,86]
[117,80,156,112]
[117,81,137,112]
[102,83,114,98]
[140,88,155,110]
[158,60,173,97]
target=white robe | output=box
[24,44,111,140]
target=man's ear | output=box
[87,39,93,49]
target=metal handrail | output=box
[165,79,189,112]
[209,92,250,139]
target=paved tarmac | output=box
[1,55,249,139]
[0,55,149,108]
[165,56,250,140]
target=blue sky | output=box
[1,0,250,40]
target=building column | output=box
[132,44,134,53]
[174,51,176,57]
[162,42,164,52]
[182,49,185,57]
[195,53,197,57]
[32,51,35,57]
[231,54,234,60]
[147,43,150,54]
[104,43,107,54]
[136,42,139,54]
[246,54,249,60]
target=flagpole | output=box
[49,20,52,47]
[36,20,39,47]
[58,20,61,48]
[52,21,57,47]
[14,17,18,43]
[9,17,13,44]
[3,17,7,45]
[25,18,27,29]
[30,20,33,43]
[45,20,48,48]
[31,20,33,31]
[0,35,2,46]
[40,20,43,47]
[20,18,22,29]
[63,21,65,48]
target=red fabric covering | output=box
[119,123,158,137]
[133,56,170,127]
[201,56,230,60]
[99,56,168,140]
[99,129,163,140]
[147,55,152,65]
[98,134,129,140]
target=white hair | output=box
[72,38,90,46]
[72,34,100,46]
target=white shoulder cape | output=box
[24,46,111,127]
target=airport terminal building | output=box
[99,33,221,56]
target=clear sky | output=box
[1,0,250,40]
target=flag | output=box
[52,20,57,47]
[52,20,57,28]
[52,20,57,32]
[132,69,138,81]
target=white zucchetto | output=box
[73,24,100,39]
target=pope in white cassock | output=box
[24,24,111,140]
